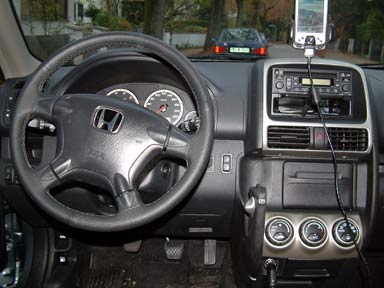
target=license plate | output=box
[229,47,250,53]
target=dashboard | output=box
[0,51,383,287]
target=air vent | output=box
[268,126,310,149]
[327,128,368,151]
[13,80,26,90]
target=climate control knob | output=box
[266,217,294,247]
[333,219,360,247]
[299,219,327,247]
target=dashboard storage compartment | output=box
[283,162,353,209]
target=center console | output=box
[235,58,377,286]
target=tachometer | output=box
[144,89,184,125]
[106,89,139,104]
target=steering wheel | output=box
[10,32,214,232]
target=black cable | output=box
[306,56,371,288]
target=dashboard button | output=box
[221,154,232,173]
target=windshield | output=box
[218,29,261,42]
[10,0,384,65]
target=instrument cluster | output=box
[97,83,199,131]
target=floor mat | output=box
[84,239,233,288]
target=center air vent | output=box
[327,128,368,151]
[268,126,310,149]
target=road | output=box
[268,43,378,64]
[182,43,378,65]
[268,43,304,58]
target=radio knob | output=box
[275,81,284,90]
[342,84,350,93]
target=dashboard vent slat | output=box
[327,128,368,151]
[268,126,310,149]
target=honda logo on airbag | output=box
[93,107,124,133]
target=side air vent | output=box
[327,128,368,151]
[268,126,310,149]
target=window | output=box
[20,0,67,21]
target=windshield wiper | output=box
[188,54,264,62]
[358,62,384,69]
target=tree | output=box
[165,0,197,22]
[143,0,166,39]
[203,0,226,51]
[329,0,366,39]
[251,0,279,29]
[85,4,101,20]
[104,0,121,18]
[236,0,245,27]
[26,0,64,36]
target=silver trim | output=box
[298,217,328,250]
[264,216,295,249]
[331,218,361,250]
[92,106,124,134]
[261,58,373,157]
[263,212,362,260]
[106,88,139,104]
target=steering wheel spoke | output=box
[163,125,193,162]
[35,161,62,190]
[32,96,59,121]
[115,188,143,212]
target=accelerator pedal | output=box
[164,238,184,260]
[123,239,142,253]
[204,239,216,265]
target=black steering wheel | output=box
[10,32,214,232]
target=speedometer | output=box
[106,89,139,104]
[144,89,184,125]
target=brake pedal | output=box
[164,238,184,260]
[204,239,216,265]
[123,239,142,253]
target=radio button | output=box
[275,81,284,90]
[342,84,350,93]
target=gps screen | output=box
[297,0,324,33]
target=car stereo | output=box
[271,67,353,118]
[272,67,352,97]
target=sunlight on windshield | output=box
[11,0,384,64]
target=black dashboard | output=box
[0,51,383,286]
